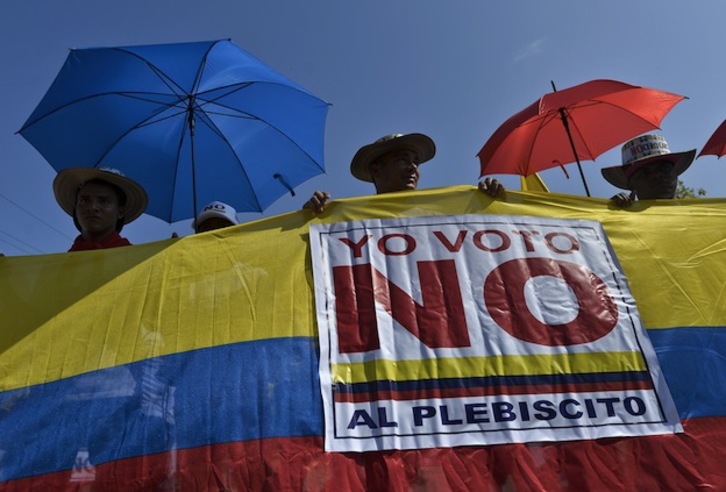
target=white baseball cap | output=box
[192,201,239,231]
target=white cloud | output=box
[514,38,545,62]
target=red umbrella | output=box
[698,120,726,159]
[477,79,686,196]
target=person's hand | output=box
[303,191,331,213]
[610,191,636,208]
[478,178,505,198]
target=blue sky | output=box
[2,1,725,255]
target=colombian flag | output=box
[0,186,724,490]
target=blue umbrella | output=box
[19,39,330,223]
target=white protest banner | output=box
[310,215,681,452]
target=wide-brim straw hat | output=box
[601,134,695,190]
[350,133,436,182]
[53,167,148,223]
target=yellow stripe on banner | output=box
[1,186,725,390]
[331,352,647,384]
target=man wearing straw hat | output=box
[53,167,148,251]
[303,133,503,213]
[601,134,696,207]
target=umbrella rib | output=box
[110,47,190,97]
[188,108,238,142]
[590,99,666,128]
[171,83,259,142]
[192,110,263,211]
[18,92,174,129]
[190,80,327,188]
[20,40,197,132]
[90,100,188,167]
[193,80,319,115]
[194,81,255,101]
[192,83,327,209]
[200,85,327,174]
[197,108,256,120]
[560,107,596,161]
[188,41,219,96]
[520,113,556,176]
[558,97,670,162]
[180,40,259,214]
[135,107,193,128]
[118,91,187,107]
[19,91,185,131]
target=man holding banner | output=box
[304,132,504,213]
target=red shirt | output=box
[68,231,132,252]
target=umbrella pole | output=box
[558,109,591,197]
[550,81,591,197]
[188,96,199,227]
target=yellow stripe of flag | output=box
[331,352,646,384]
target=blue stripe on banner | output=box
[0,337,322,482]
[337,371,653,394]
[648,327,726,419]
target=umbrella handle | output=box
[273,173,296,197]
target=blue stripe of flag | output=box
[334,370,653,394]
[0,337,322,482]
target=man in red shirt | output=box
[53,167,148,251]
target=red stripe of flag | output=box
[5,418,723,490]
[334,379,654,403]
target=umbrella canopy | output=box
[477,79,686,196]
[698,119,726,159]
[19,39,330,223]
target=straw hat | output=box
[350,133,436,182]
[53,167,148,223]
[601,134,695,190]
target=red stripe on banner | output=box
[5,418,724,490]
[334,379,654,403]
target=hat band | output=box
[625,162,645,178]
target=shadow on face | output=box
[370,149,420,194]
[196,217,235,233]
[74,181,126,240]
[627,160,677,200]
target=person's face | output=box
[75,182,124,241]
[196,217,235,233]
[369,149,420,194]
[627,160,678,199]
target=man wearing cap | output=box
[192,201,239,233]
[54,167,148,251]
[304,133,503,213]
[601,134,696,207]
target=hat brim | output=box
[601,149,696,190]
[53,168,148,223]
[350,133,436,182]
[191,210,239,230]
